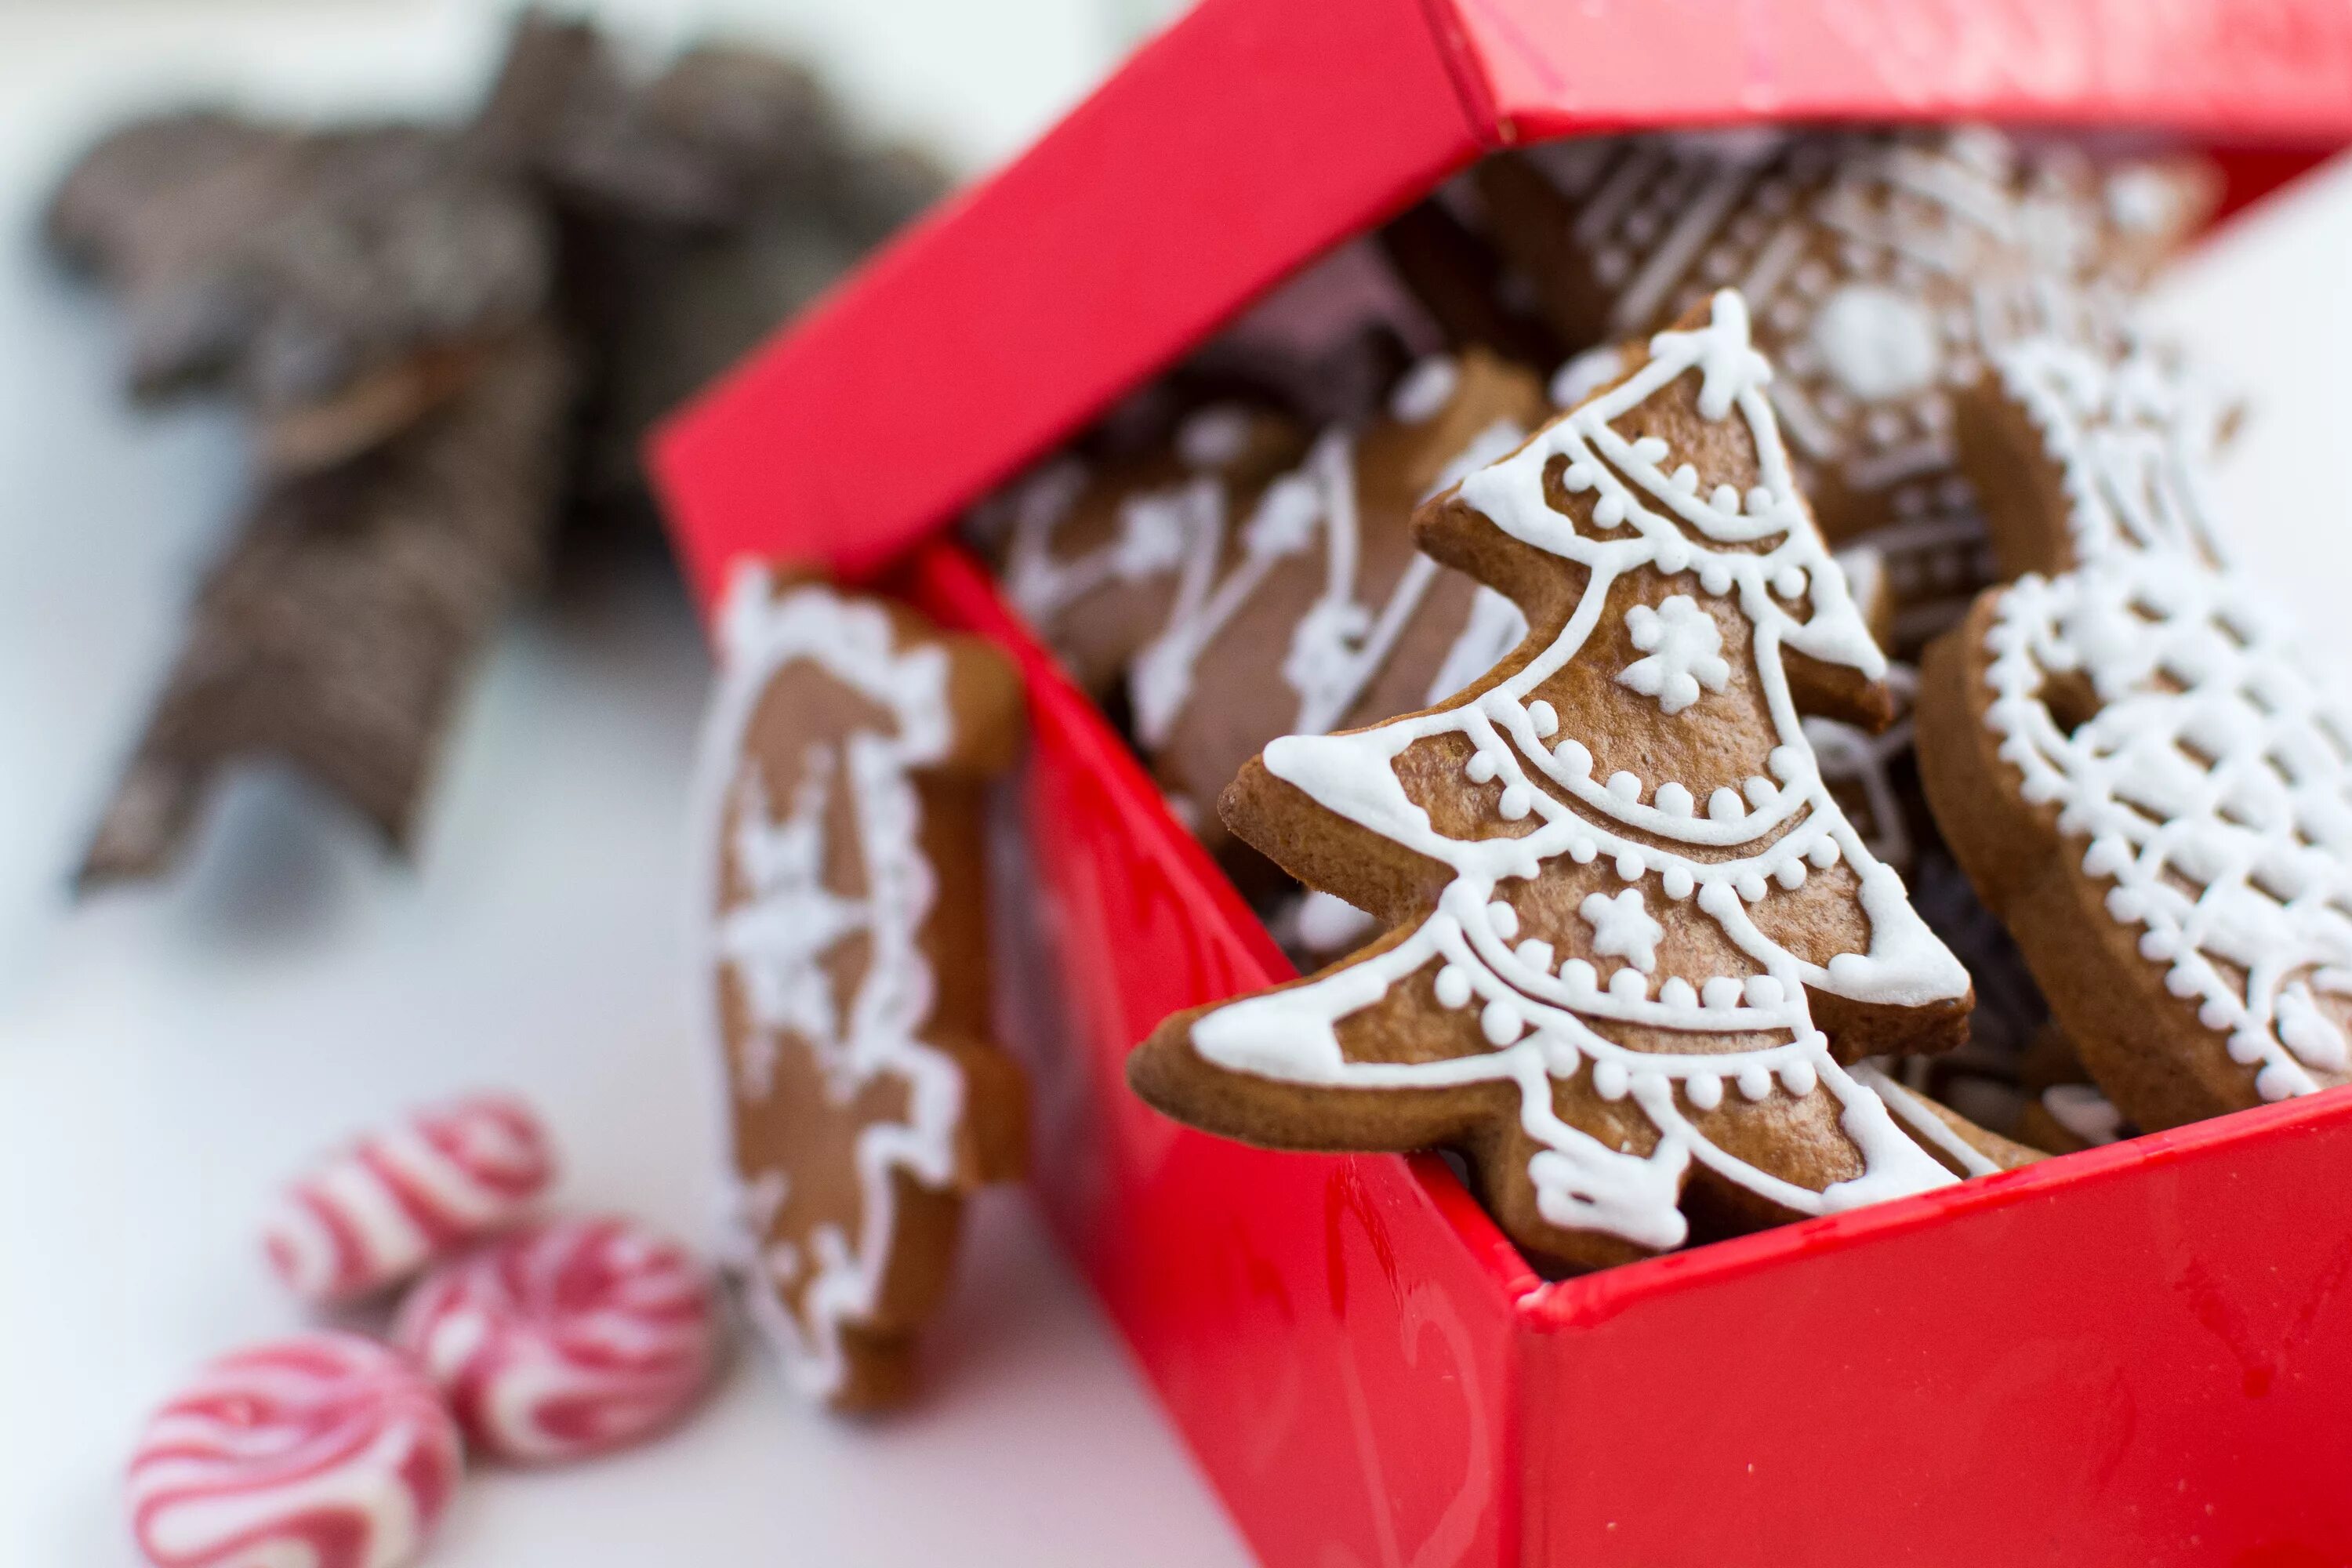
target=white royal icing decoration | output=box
[1851,1062,2003,1178]
[1549,343,1634,410]
[1811,283,1942,401]
[1129,365,1531,749]
[1185,292,1969,1252]
[1978,337,2352,1105]
[1294,889,1379,955]
[1526,129,2146,647]
[1580,888,1664,973]
[2040,1082,2124,1145]
[1002,404,1256,629]
[1618,594,1732,715]
[691,567,970,1400]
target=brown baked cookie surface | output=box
[1479,127,2212,653]
[983,402,1305,698]
[1130,349,1548,851]
[694,568,1025,1407]
[1131,293,1975,1272]
[1918,337,2352,1134]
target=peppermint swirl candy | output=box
[263,1094,557,1304]
[394,1217,722,1462]
[126,1331,460,1568]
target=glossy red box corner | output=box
[651,2,2352,1561]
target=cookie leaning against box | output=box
[1131,293,1980,1274]
[693,568,1027,1408]
[1918,336,2352,1132]
[1478,126,2214,652]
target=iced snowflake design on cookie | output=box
[693,569,1025,1407]
[1619,594,1732,713]
[1919,338,2352,1131]
[1481,127,2212,653]
[1580,888,1664,972]
[1131,293,1974,1270]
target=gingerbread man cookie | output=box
[1131,293,1975,1271]
[1479,126,2212,652]
[1918,336,2352,1131]
[694,568,1026,1407]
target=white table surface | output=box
[2,6,2350,1560]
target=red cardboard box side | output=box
[650,0,1480,606]
[1512,1088,2352,1563]
[905,535,2352,1564]
[904,544,1537,1566]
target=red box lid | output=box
[648,0,2352,605]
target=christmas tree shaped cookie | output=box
[1131,292,1976,1271]
[694,568,1026,1406]
[1918,337,2352,1131]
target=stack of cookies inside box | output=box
[960,126,2352,1276]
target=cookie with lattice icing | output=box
[978,401,1304,699]
[1918,337,2352,1132]
[1130,292,1977,1272]
[1131,348,1548,857]
[1478,126,2212,653]
[694,568,1026,1408]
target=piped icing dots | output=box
[1179,292,1970,1256]
[1974,337,2352,1106]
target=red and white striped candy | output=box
[264,1094,557,1304]
[126,1331,461,1568]
[393,1216,722,1463]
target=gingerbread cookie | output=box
[1918,336,2352,1132]
[1849,1062,2043,1177]
[2022,1082,2129,1155]
[693,568,1026,1407]
[1131,348,1548,854]
[1806,665,2056,1087]
[1131,293,1974,1272]
[1478,126,2212,652]
[982,401,1305,699]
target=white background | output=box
[2,2,2349,1563]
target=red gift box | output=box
[652,2,2352,1561]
